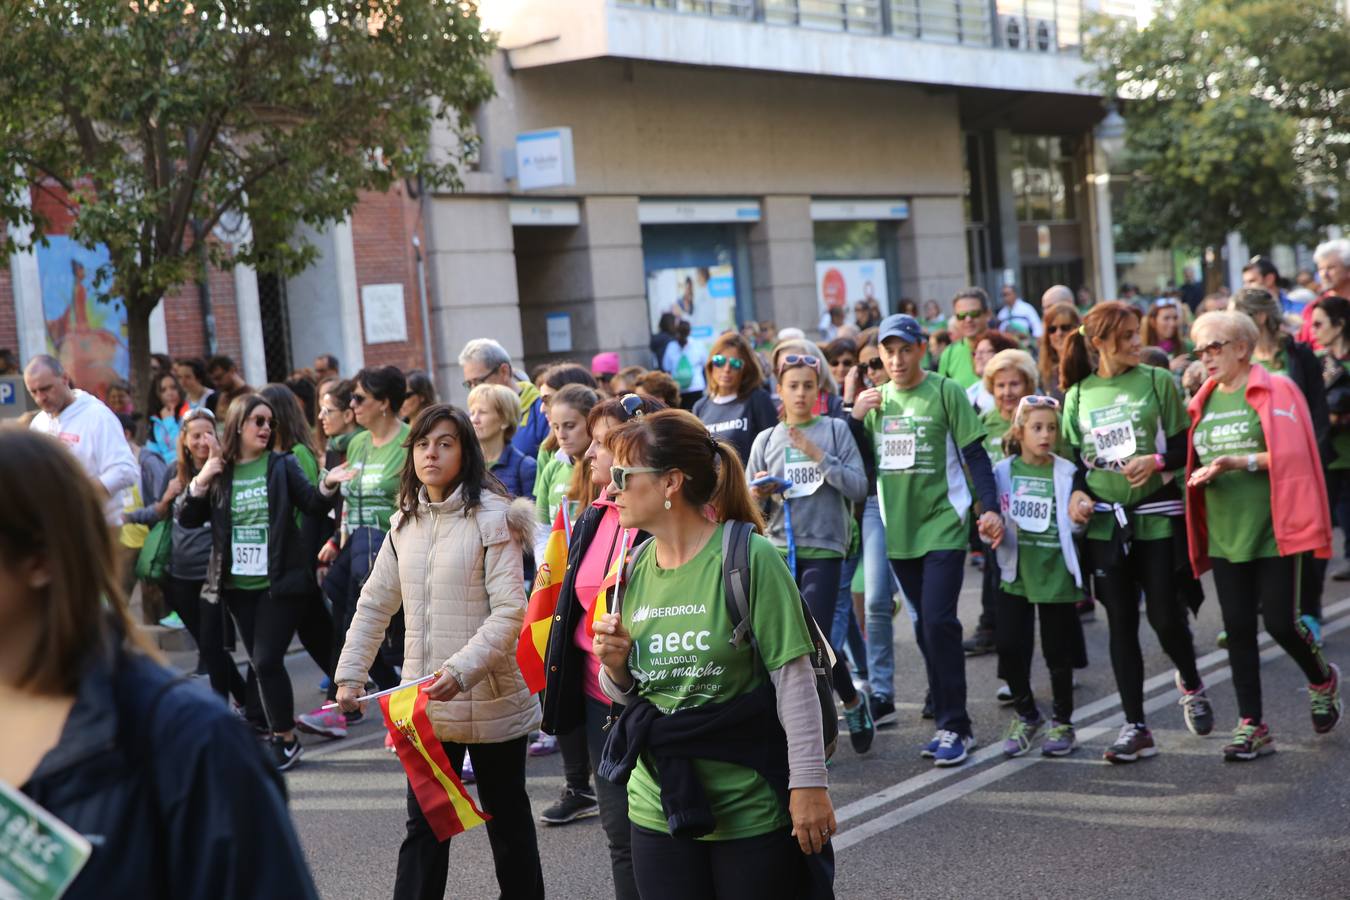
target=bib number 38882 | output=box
[231,525,269,576]
[878,416,917,471]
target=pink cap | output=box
[591,352,621,376]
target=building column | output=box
[428,196,523,404]
[233,259,267,387]
[896,196,970,305]
[1088,138,1119,304]
[748,196,816,332]
[6,190,46,363]
[331,216,365,375]
[581,197,646,364]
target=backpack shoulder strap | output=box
[722,520,755,648]
[613,536,653,619]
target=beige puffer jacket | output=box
[335,487,541,744]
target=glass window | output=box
[1012,135,1078,222]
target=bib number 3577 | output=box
[231,525,269,577]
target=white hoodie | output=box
[30,389,139,524]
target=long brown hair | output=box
[176,407,217,484]
[260,383,322,462]
[1038,304,1080,392]
[1060,301,1141,390]
[0,429,157,695]
[704,332,765,400]
[607,409,765,532]
[569,393,668,505]
[1140,300,1182,352]
[394,404,505,530]
[220,394,276,465]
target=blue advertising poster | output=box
[37,237,128,400]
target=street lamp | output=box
[1094,103,1127,168]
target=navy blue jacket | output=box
[491,443,538,500]
[20,638,318,899]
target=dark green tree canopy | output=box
[0,0,495,393]
[1085,0,1350,253]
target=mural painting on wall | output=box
[38,237,128,400]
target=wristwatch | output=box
[1247,453,1258,472]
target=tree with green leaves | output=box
[1084,0,1350,263]
[0,0,495,398]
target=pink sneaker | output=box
[296,707,347,739]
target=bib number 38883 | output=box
[1008,476,1053,533]
[878,416,917,471]
[231,525,269,576]
[1088,404,1137,464]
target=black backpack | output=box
[622,520,840,759]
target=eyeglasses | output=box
[1196,340,1232,358]
[249,415,273,429]
[865,358,886,371]
[779,354,821,372]
[461,374,491,391]
[953,310,984,321]
[1016,395,1061,415]
[618,393,646,421]
[610,465,663,491]
[318,406,342,418]
[711,355,744,370]
[1048,323,1077,335]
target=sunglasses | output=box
[711,355,744,370]
[865,358,886,371]
[184,408,215,423]
[779,354,821,372]
[1196,340,1231,358]
[954,310,984,321]
[351,392,370,406]
[1016,395,1061,414]
[610,465,663,491]
[618,393,646,421]
[1048,323,1077,335]
[248,415,273,429]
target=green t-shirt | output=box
[291,444,319,530]
[535,456,574,525]
[937,339,980,389]
[227,456,270,591]
[1062,365,1187,541]
[1001,458,1078,604]
[343,424,409,532]
[1253,350,1289,378]
[982,408,1012,463]
[1194,387,1278,561]
[864,374,986,559]
[623,526,814,840]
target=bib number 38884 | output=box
[878,416,917,471]
[1088,404,1137,464]
[231,525,269,576]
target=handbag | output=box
[135,519,174,583]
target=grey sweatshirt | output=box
[747,416,868,557]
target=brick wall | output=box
[351,183,428,374]
[0,266,15,355]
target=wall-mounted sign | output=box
[546,313,573,353]
[637,199,761,225]
[361,283,408,344]
[509,199,581,227]
[1037,225,1052,259]
[516,127,576,191]
[810,199,910,221]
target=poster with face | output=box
[816,259,889,322]
[38,237,128,400]
[645,264,738,355]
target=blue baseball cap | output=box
[877,314,927,345]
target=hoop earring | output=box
[664,499,672,510]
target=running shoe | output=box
[1076,598,1096,622]
[920,691,934,720]
[158,612,185,629]
[460,752,475,784]
[539,787,599,825]
[1001,713,1044,758]
[1103,723,1156,764]
[1310,663,1342,734]
[319,676,333,693]
[529,732,559,756]
[932,731,976,767]
[1302,615,1324,649]
[1216,631,1228,650]
[962,629,995,657]
[844,698,876,754]
[1041,721,1078,757]
[996,683,1014,705]
[296,707,348,740]
[271,735,303,771]
[920,731,942,758]
[1222,719,1274,762]
[1175,672,1215,736]
[868,695,898,728]
[1332,563,1350,582]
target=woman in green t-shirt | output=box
[1185,311,1341,761]
[592,410,835,899]
[533,383,600,540]
[1060,301,1211,764]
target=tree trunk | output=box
[125,295,159,414]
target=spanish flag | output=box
[380,682,490,841]
[586,528,632,638]
[516,506,569,694]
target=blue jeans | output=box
[863,495,906,701]
[891,550,972,737]
[832,552,869,679]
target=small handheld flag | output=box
[516,506,570,693]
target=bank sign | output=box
[516,127,576,191]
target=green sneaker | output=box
[1216,630,1227,649]
[1310,663,1342,734]
[1000,712,1043,758]
[1222,719,1274,761]
[1041,721,1077,757]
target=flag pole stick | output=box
[319,672,439,711]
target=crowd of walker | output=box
[4,239,1350,899]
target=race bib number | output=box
[784,448,823,499]
[1088,404,1137,463]
[231,525,268,576]
[877,416,916,471]
[0,781,91,900]
[1008,476,1053,533]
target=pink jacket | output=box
[1185,363,1332,577]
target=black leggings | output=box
[797,557,858,705]
[995,591,1079,723]
[585,698,638,900]
[631,824,826,900]
[1088,536,1201,725]
[165,576,246,706]
[225,588,307,733]
[1212,556,1330,723]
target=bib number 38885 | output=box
[878,416,917,471]
[784,448,823,499]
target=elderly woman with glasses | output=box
[1184,311,1341,761]
[692,332,779,464]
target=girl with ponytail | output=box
[591,409,836,897]
[1060,300,1211,764]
